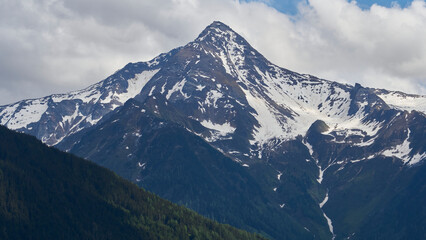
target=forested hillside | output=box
[0,125,264,240]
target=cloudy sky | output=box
[0,0,425,105]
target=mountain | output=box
[64,98,317,239]
[0,125,264,240]
[1,21,425,239]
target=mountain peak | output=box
[190,21,263,77]
[206,21,233,31]
[194,21,248,47]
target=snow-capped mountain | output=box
[1,21,424,165]
[1,21,425,239]
[0,53,167,146]
[1,22,424,164]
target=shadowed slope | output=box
[0,125,264,240]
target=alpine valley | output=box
[1,21,425,239]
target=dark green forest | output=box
[0,125,265,240]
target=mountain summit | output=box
[1,21,425,239]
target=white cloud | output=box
[0,0,425,105]
[288,0,426,93]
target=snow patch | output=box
[148,86,156,96]
[204,90,223,108]
[85,114,101,125]
[161,82,167,94]
[166,79,190,100]
[200,119,236,136]
[319,191,335,239]
[319,192,329,208]
[323,213,335,240]
[410,152,426,165]
[242,88,286,146]
[196,85,205,91]
[303,141,314,156]
[318,166,325,184]
[101,69,160,105]
[138,162,146,169]
[354,135,378,147]
[377,92,426,114]
[2,100,48,129]
[381,128,423,165]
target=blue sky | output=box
[245,0,415,14]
